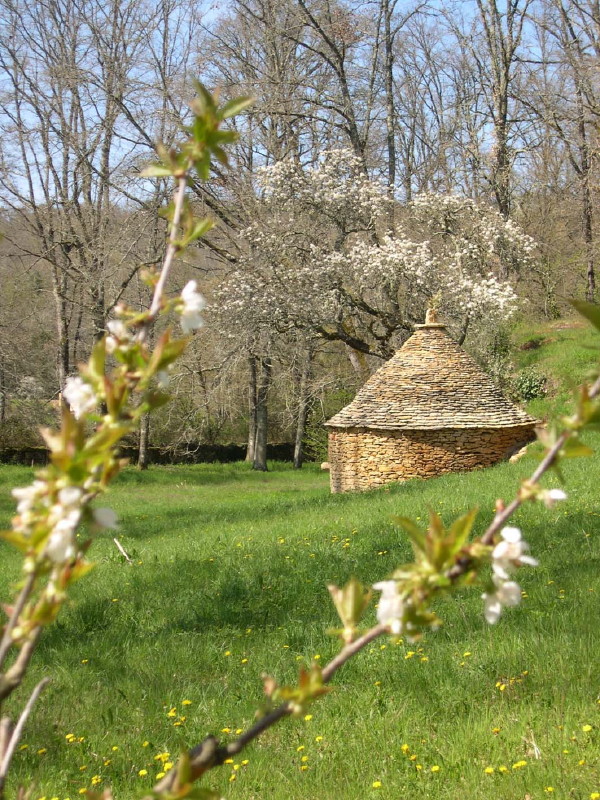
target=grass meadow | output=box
[1,319,600,800]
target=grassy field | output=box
[1,320,600,800]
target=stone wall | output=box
[328,425,536,493]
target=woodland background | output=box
[0,0,598,466]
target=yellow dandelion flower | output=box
[103,760,111,766]
[155,772,165,780]
[19,745,29,751]
[416,764,423,771]
[372,781,382,788]
[498,765,508,773]
[81,659,89,664]
[138,770,148,777]
[78,789,87,795]
[224,651,231,656]
[79,766,87,771]
[463,652,472,657]
[241,759,249,765]
[224,758,234,764]
[313,655,321,660]
[233,764,240,771]
[167,708,177,717]
[591,794,600,800]
[300,765,308,771]
[545,788,554,793]
[111,746,118,751]
[37,748,47,755]
[182,700,192,706]
[142,741,149,747]
[315,736,323,742]
[229,774,236,783]
[409,754,417,762]
[164,762,173,770]
[512,760,527,769]
[583,724,593,732]
[431,765,440,772]
[420,656,429,663]
[304,714,313,721]
[401,744,410,753]
[236,728,243,734]
[484,766,494,774]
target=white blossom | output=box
[105,319,132,353]
[542,488,567,508]
[44,508,80,564]
[12,481,47,514]
[373,580,404,634]
[157,370,170,389]
[45,526,77,564]
[180,280,206,333]
[93,507,119,529]
[492,526,538,580]
[63,376,97,419]
[482,578,522,624]
[58,486,83,509]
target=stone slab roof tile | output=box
[325,323,537,430]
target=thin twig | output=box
[148,371,600,795]
[481,373,600,546]
[141,175,188,341]
[147,624,388,795]
[0,574,36,671]
[0,677,50,782]
[113,537,133,565]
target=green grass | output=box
[1,317,600,799]
[512,317,600,419]
[1,455,600,800]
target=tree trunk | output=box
[293,351,312,469]
[246,355,258,463]
[383,0,397,231]
[138,413,150,470]
[51,267,69,389]
[576,87,596,302]
[0,359,5,425]
[253,356,272,472]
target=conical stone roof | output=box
[326,320,536,431]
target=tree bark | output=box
[253,356,272,472]
[293,350,312,469]
[246,355,258,463]
[138,413,150,470]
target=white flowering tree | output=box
[216,150,536,363]
[1,86,597,800]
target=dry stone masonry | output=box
[325,312,537,493]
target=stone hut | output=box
[325,312,537,493]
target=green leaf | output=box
[184,217,214,245]
[570,299,600,331]
[220,95,254,119]
[391,515,426,554]
[0,529,30,553]
[560,439,594,458]
[447,508,478,553]
[141,163,175,178]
